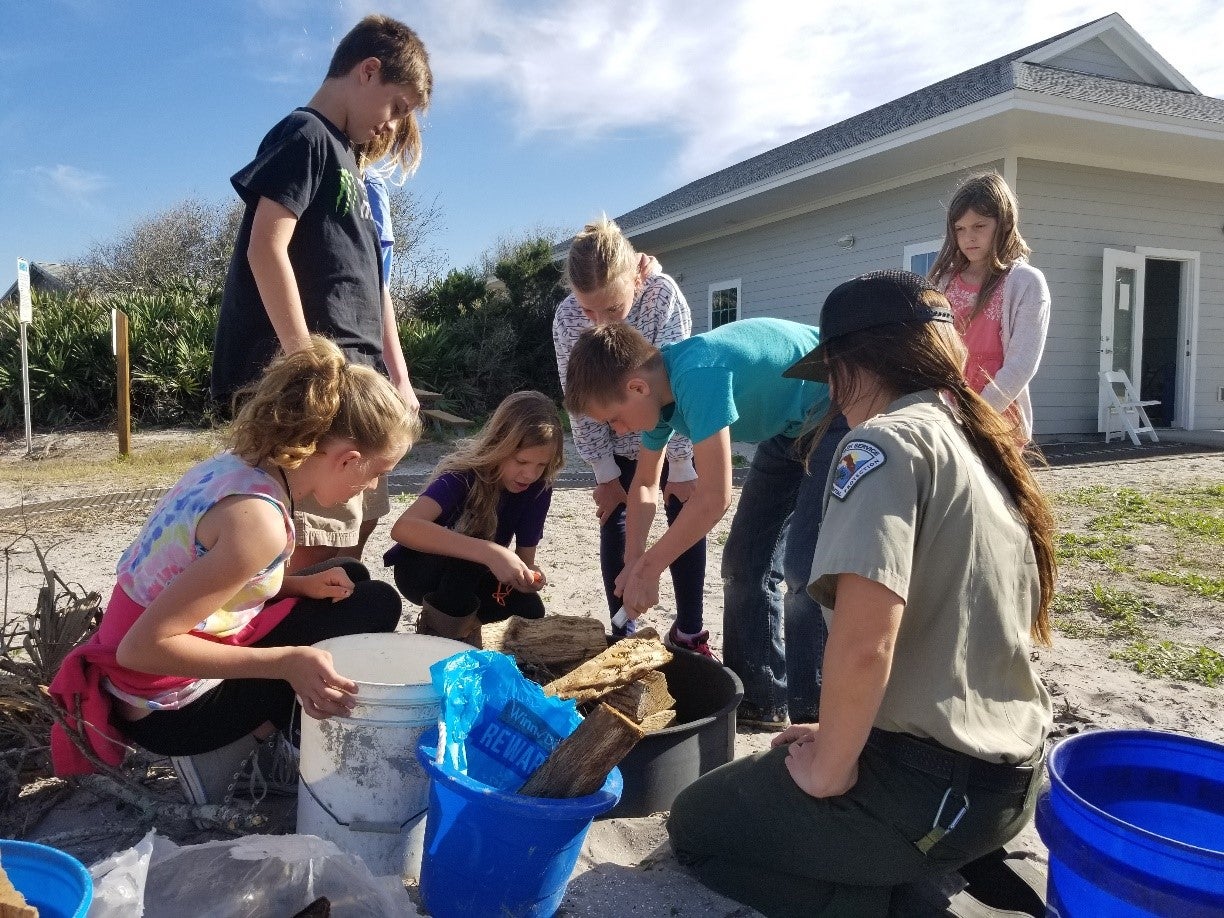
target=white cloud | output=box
[31,164,108,202]
[371,0,1224,182]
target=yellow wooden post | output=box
[115,309,131,456]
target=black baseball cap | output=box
[783,270,953,382]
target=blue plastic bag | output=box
[430,650,582,791]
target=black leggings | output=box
[390,546,545,623]
[117,562,400,756]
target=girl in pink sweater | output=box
[929,173,1051,442]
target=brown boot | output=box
[417,592,483,647]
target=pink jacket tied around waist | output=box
[49,584,296,775]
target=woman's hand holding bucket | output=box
[282,646,359,720]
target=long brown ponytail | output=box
[815,306,1055,643]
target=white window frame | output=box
[902,239,943,276]
[708,279,741,330]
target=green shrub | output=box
[0,292,115,427]
[0,286,219,430]
[400,236,563,417]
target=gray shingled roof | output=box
[1013,63,1224,123]
[615,16,1212,233]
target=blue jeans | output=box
[600,454,707,635]
[721,418,848,721]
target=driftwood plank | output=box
[599,670,674,722]
[518,703,645,798]
[480,615,608,667]
[544,636,672,703]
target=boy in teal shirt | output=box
[565,318,848,727]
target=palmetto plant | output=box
[0,287,219,430]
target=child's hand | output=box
[299,567,356,602]
[614,556,660,618]
[282,646,358,720]
[663,478,696,506]
[487,545,535,590]
[593,479,628,525]
[522,569,547,593]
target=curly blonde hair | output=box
[226,336,419,469]
[431,391,565,540]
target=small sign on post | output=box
[16,258,32,323]
[16,259,33,455]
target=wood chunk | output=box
[544,636,672,703]
[519,703,645,798]
[599,670,674,722]
[638,709,678,733]
[480,615,608,667]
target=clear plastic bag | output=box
[430,649,581,791]
[137,834,415,917]
[88,828,158,917]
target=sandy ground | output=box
[2,429,1222,916]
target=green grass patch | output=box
[1056,532,1125,566]
[1052,616,1110,639]
[1052,584,1151,640]
[1111,640,1224,687]
[1138,570,1224,601]
[1073,486,1224,543]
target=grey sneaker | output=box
[251,730,300,797]
[170,733,261,807]
[737,703,790,732]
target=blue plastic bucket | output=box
[0,838,93,918]
[1036,729,1224,917]
[416,727,622,918]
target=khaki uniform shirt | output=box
[808,391,1052,763]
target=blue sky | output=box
[4,0,1223,290]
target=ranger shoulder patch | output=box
[831,440,886,500]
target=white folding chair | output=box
[1100,369,1160,446]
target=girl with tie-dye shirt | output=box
[50,338,418,805]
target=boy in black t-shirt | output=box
[212,14,431,571]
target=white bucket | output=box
[296,632,469,880]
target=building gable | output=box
[1042,36,1153,85]
[1020,15,1196,92]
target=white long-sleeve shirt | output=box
[553,273,697,484]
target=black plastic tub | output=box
[602,648,743,819]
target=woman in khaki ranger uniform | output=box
[667,270,1056,918]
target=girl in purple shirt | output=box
[385,391,565,643]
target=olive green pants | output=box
[667,740,1041,918]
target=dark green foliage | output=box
[411,268,489,324]
[0,286,219,430]
[402,236,564,416]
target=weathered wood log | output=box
[599,670,674,722]
[544,636,672,703]
[518,703,645,798]
[638,709,678,733]
[479,615,608,667]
